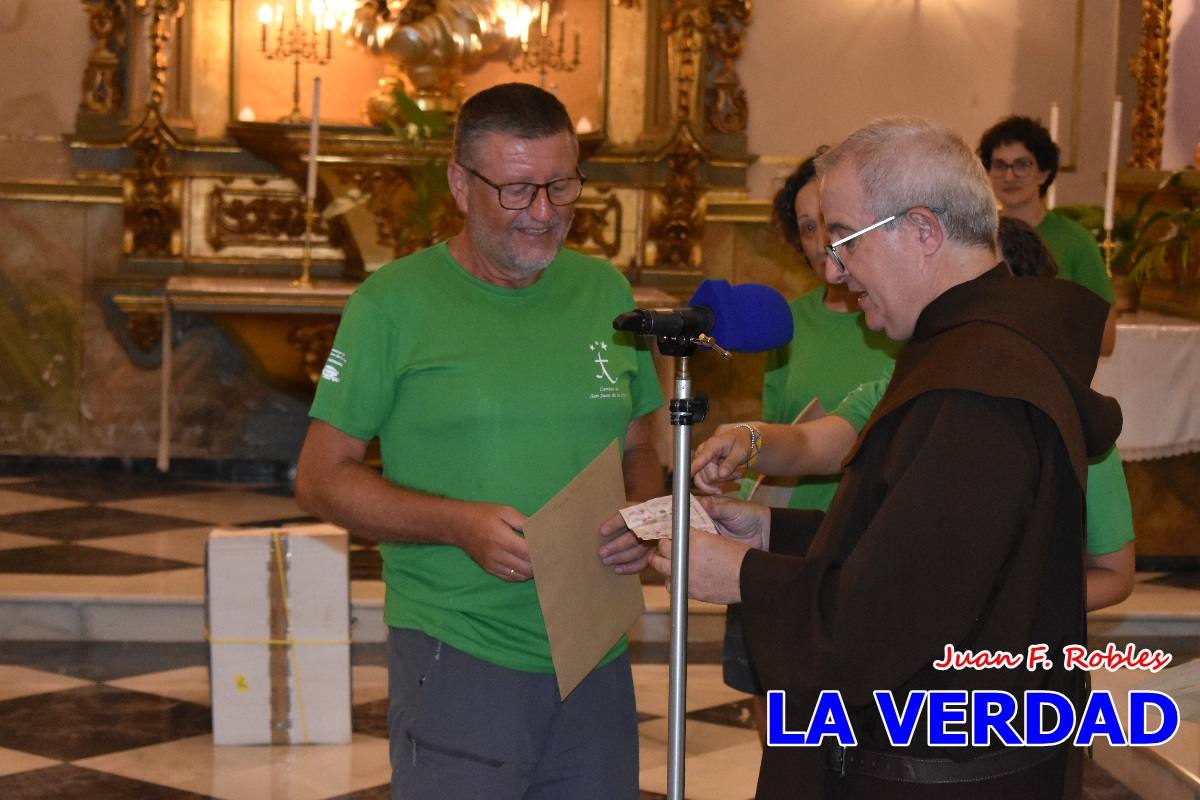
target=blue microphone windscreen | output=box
[688,280,794,352]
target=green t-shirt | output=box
[1082,447,1135,555]
[830,374,888,433]
[762,288,899,511]
[310,242,664,672]
[831,365,1134,556]
[1037,211,1115,303]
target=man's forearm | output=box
[295,441,474,547]
[623,441,664,502]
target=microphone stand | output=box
[654,331,729,800]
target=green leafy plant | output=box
[383,86,453,245]
[322,84,460,260]
[1060,203,1132,260]
[1112,171,1200,286]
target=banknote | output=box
[619,494,717,540]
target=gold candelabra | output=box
[258,2,340,123]
[508,0,580,88]
[295,202,317,287]
[1101,229,1118,279]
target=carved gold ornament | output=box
[1130,0,1170,169]
[80,0,127,115]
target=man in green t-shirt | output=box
[977,115,1117,355]
[296,84,664,800]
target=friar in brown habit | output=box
[649,117,1121,800]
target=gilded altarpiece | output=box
[1,0,757,463]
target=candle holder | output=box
[509,0,580,89]
[293,201,317,288]
[1100,229,1118,280]
[259,2,336,123]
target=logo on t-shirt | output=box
[590,340,617,384]
[321,348,347,383]
[588,340,629,400]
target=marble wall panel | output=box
[84,202,123,282]
[0,0,91,181]
[0,200,85,454]
[77,200,158,457]
[80,309,310,461]
[0,0,90,138]
[163,320,311,461]
[0,196,310,463]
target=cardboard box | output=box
[206,524,352,745]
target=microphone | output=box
[612,306,714,338]
[612,280,793,353]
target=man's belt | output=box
[826,742,1062,784]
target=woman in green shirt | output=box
[695,217,1135,612]
[977,115,1117,355]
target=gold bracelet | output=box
[733,423,763,468]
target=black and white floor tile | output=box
[0,465,1183,798]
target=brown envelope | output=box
[523,440,646,700]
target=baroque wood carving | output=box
[647,130,706,271]
[122,0,185,257]
[80,0,127,115]
[1129,0,1171,169]
[126,311,164,353]
[335,166,462,259]
[648,0,748,275]
[207,184,332,251]
[124,118,182,257]
[705,0,750,134]
[664,1,710,128]
[288,322,338,386]
[567,188,623,259]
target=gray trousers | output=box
[388,627,639,800]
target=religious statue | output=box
[346,0,513,113]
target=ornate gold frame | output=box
[1130,0,1171,169]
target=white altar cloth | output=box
[1092,312,1200,461]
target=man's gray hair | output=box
[816,117,998,249]
[453,82,577,165]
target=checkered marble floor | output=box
[0,465,1185,798]
[0,641,765,799]
[0,641,1153,800]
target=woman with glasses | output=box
[693,154,900,504]
[692,153,900,742]
[978,116,1116,354]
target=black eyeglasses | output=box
[457,162,586,210]
[989,158,1036,178]
[824,207,944,273]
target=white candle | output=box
[1046,101,1059,210]
[306,77,321,202]
[1103,96,1122,232]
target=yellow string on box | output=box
[271,529,310,745]
[204,530,353,745]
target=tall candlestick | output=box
[1103,96,1122,232]
[258,3,272,51]
[1046,101,1059,210]
[306,77,320,201]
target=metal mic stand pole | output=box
[655,332,725,800]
